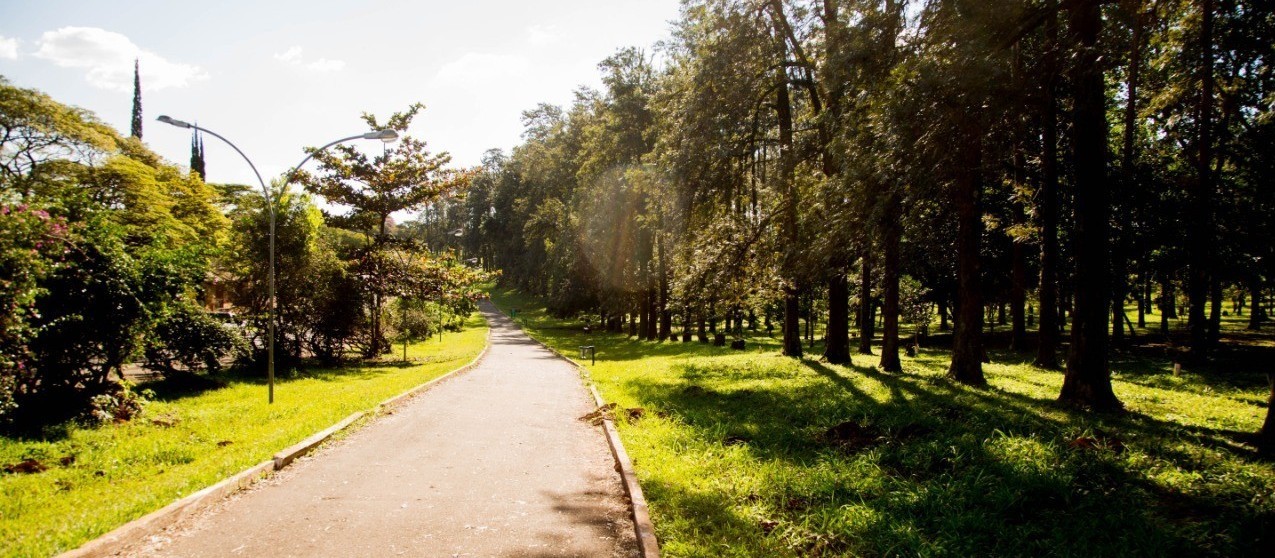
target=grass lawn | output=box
[490,287,1274,557]
[0,312,486,558]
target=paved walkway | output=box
[128,302,637,557]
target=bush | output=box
[304,264,365,366]
[0,204,67,424]
[391,299,443,342]
[144,302,247,376]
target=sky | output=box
[0,0,682,189]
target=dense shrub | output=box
[144,302,247,375]
[0,204,67,423]
[304,264,365,365]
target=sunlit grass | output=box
[491,287,1274,557]
[0,313,486,558]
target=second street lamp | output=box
[157,115,398,403]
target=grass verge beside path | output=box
[490,287,1274,557]
[0,313,486,558]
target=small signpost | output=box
[579,345,595,365]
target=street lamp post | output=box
[157,115,398,403]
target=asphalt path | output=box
[126,301,637,557]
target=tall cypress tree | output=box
[190,130,206,180]
[130,59,143,139]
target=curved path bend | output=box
[128,301,637,557]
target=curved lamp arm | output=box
[158,115,268,198]
[281,130,397,189]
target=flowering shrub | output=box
[0,204,68,421]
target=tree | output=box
[301,104,470,356]
[190,129,206,180]
[1059,0,1121,410]
[130,59,142,140]
[0,77,117,189]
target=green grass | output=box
[0,313,487,558]
[491,287,1274,557]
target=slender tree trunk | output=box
[1209,278,1222,345]
[1010,143,1028,351]
[806,301,814,346]
[769,0,803,358]
[683,308,693,342]
[1188,0,1215,359]
[638,296,649,340]
[858,248,875,355]
[698,315,708,343]
[939,298,950,331]
[646,288,658,341]
[658,234,671,342]
[1138,270,1148,328]
[1036,0,1061,369]
[1060,0,1120,411]
[1112,238,1128,348]
[1160,276,1172,334]
[949,143,986,386]
[880,205,902,372]
[1250,274,1264,330]
[825,274,851,364]
[1115,1,1143,349]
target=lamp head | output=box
[156,115,193,129]
[364,129,399,143]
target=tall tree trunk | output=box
[1188,0,1215,359]
[658,234,672,342]
[1250,274,1264,330]
[1035,0,1061,369]
[646,288,658,341]
[773,2,802,358]
[1137,270,1148,328]
[880,203,902,372]
[858,248,875,355]
[1209,278,1222,345]
[949,143,986,386]
[825,274,852,364]
[938,298,950,331]
[1060,0,1120,411]
[1010,144,1028,352]
[1115,0,1143,348]
[1111,238,1128,347]
[1160,275,1173,334]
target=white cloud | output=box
[273,45,345,73]
[273,46,303,64]
[33,27,208,91]
[526,25,562,46]
[433,53,529,85]
[0,35,18,60]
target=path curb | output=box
[58,322,493,558]
[496,307,661,558]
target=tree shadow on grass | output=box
[617,355,1272,557]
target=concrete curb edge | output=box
[493,305,661,558]
[58,318,494,558]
